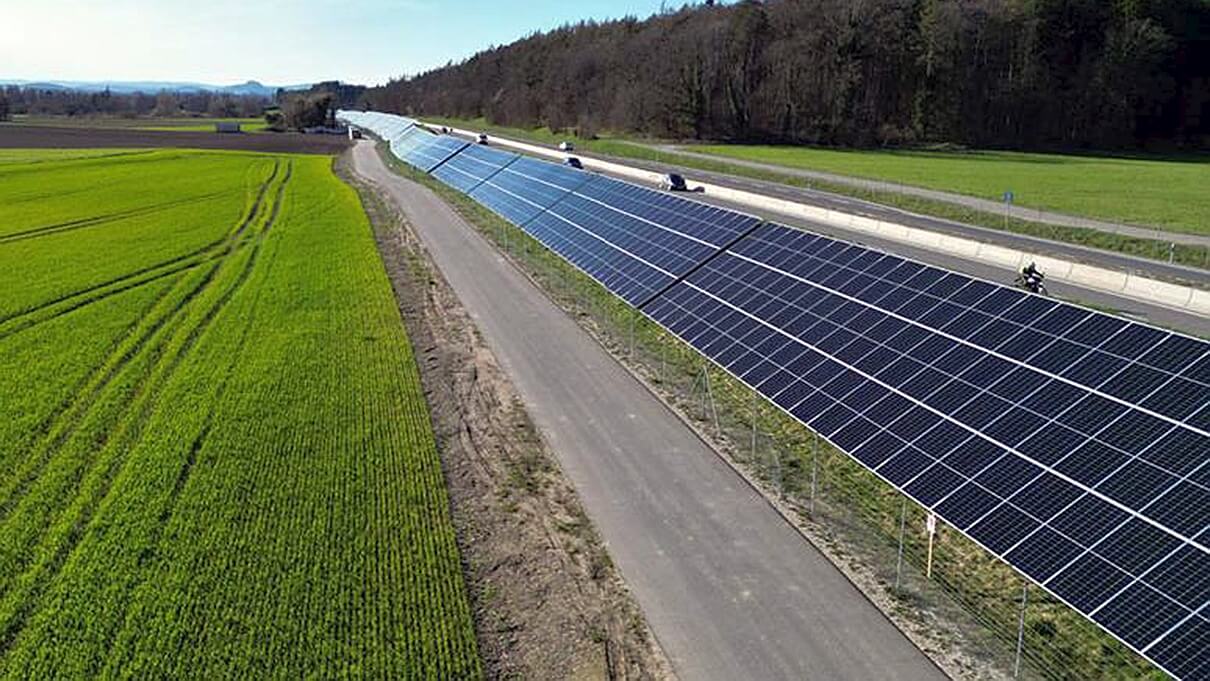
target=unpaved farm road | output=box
[351,140,947,681]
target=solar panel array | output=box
[335,109,1209,680]
[431,144,520,192]
[403,135,469,173]
[340,110,416,140]
[643,222,1208,678]
[389,126,432,161]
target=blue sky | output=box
[2,0,677,87]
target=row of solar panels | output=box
[337,110,1208,680]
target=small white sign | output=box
[926,512,937,537]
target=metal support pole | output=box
[702,363,720,436]
[894,497,908,590]
[751,390,759,460]
[1014,584,1030,678]
[809,432,819,513]
[659,335,666,384]
[772,445,782,499]
[629,310,636,358]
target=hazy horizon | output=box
[2,0,678,88]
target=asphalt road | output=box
[350,140,948,681]
[651,143,1210,249]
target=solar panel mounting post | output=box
[751,389,759,461]
[809,432,819,514]
[659,334,666,384]
[895,496,908,590]
[694,361,721,437]
[1014,584,1029,678]
[629,309,636,358]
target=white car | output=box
[558,141,575,152]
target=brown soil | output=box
[0,124,349,154]
[336,155,672,681]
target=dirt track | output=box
[0,124,349,154]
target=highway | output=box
[575,146,1210,291]
[350,140,948,681]
[534,141,1210,336]
[680,181,1210,337]
[648,143,1210,249]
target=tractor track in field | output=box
[0,161,293,654]
[0,162,280,339]
[98,165,291,666]
[0,162,282,509]
[0,190,235,244]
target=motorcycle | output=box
[1015,266,1049,296]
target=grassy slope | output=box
[690,144,1210,236]
[423,116,1210,270]
[0,150,480,678]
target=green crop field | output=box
[138,117,269,132]
[0,149,480,678]
[688,144,1210,236]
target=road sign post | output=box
[1002,190,1014,230]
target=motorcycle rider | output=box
[1019,261,1046,294]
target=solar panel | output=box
[823,250,1210,430]
[521,175,761,305]
[431,144,519,193]
[468,156,590,226]
[640,221,1209,680]
[576,175,760,247]
[389,127,432,163]
[402,135,469,173]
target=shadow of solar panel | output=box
[468,156,590,225]
[524,210,676,305]
[404,135,469,172]
[509,174,763,306]
[389,127,432,164]
[639,220,1208,679]
[576,175,761,247]
[431,144,519,192]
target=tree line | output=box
[361,0,1210,150]
[0,87,268,120]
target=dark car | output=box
[563,156,583,169]
[661,173,688,191]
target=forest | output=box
[0,87,268,119]
[362,0,1210,150]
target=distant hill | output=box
[0,79,310,97]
